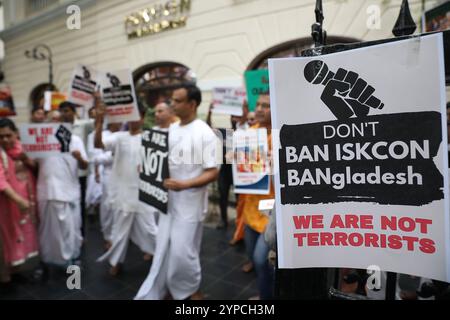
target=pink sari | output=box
[0,141,39,267]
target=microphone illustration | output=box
[304,60,384,120]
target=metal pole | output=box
[393,0,417,37]
[25,44,54,86]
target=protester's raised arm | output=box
[94,92,105,149]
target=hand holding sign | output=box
[163,178,190,191]
[94,91,106,119]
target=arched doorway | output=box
[247,36,360,70]
[133,61,196,128]
[29,82,58,109]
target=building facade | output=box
[0,0,447,125]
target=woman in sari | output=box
[0,118,39,286]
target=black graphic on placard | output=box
[83,66,91,80]
[102,73,133,106]
[304,60,384,120]
[55,125,72,153]
[279,112,443,206]
[139,129,170,214]
[107,73,121,87]
[72,65,96,94]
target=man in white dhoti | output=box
[85,116,103,219]
[37,102,88,267]
[93,122,121,250]
[135,85,219,300]
[94,98,157,276]
[86,119,122,249]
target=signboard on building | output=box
[269,34,450,282]
[125,0,191,39]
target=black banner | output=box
[139,129,169,214]
[279,112,444,206]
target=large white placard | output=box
[269,34,450,282]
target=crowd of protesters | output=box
[2,81,449,300]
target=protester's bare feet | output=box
[241,261,254,273]
[229,238,240,246]
[109,265,121,276]
[190,291,204,300]
[143,253,153,261]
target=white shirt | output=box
[73,119,94,177]
[103,131,142,212]
[37,135,87,202]
[168,119,218,222]
[87,130,114,172]
[153,125,171,132]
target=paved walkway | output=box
[0,211,257,300]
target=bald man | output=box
[153,101,177,131]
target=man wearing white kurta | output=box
[94,123,121,248]
[136,85,219,300]
[37,131,88,266]
[94,100,157,275]
[85,130,103,215]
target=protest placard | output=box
[212,87,245,116]
[244,69,270,112]
[232,128,271,195]
[139,129,170,214]
[269,34,450,281]
[100,69,140,123]
[19,123,72,158]
[68,64,98,109]
[43,91,67,111]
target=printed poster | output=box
[232,128,271,195]
[269,34,450,281]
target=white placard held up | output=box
[269,34,450,282]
